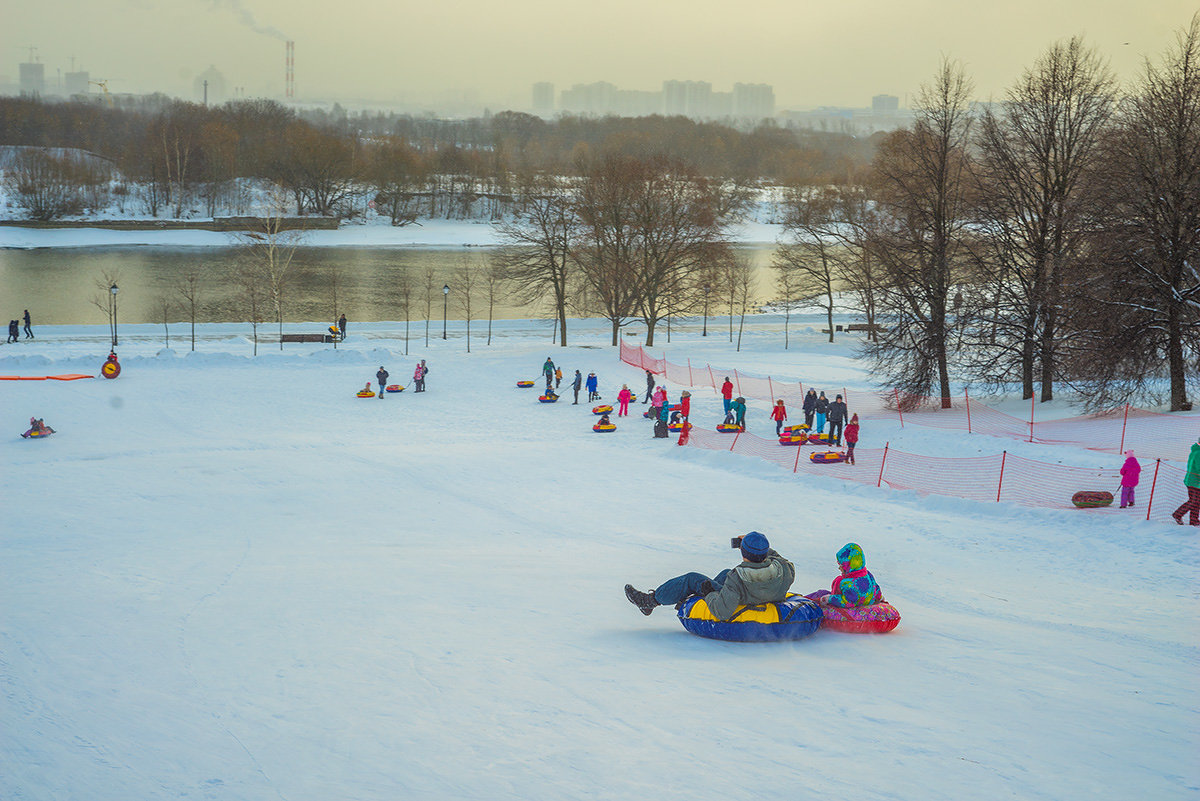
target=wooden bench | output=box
[280,333,334,343]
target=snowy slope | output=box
[2,319,1197,801]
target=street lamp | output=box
[702,284,710,337]
[109,283,119,349]
[442,284,450,340]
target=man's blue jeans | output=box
[654,568,732,606]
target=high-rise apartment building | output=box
[532,82,555,115]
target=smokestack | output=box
[285,40,294,99]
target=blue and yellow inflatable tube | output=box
[676,593,823,642]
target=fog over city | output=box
[6,0,1194,112]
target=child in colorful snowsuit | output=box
[843,414,860,465]
[809,542,882,607]
[1119,451,1140,508]
[617,385,632,417]
[770,399,788,436]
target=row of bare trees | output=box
[772,21,1200,412]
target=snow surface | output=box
[2,316,1197,801]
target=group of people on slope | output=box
[363,360,428,397]
[801,389,852,446]
[771,397,861,464]
[625,533,883,622]
[6,310,33,343]
[544,359,600,405]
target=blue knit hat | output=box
[740,531,770,562]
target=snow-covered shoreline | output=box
[0,218,787,249]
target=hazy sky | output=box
[7,0,1197,110]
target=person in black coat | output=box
[644,370,655,403]
[572,370,583,404]
[376,366,389,399]
[7,320,18,343]
[23,310,33,339]
[802,389,817,428]
[827,394,848,445]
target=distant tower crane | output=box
[89,80,113,107]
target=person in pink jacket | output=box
[649,386,668,420]
[617,384,633,417]
[1119,451,1141,508]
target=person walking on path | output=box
[1171,436,1200,525]
[770,399,788,436]
[1119,451,1141,508]
[843,414,860,464]
[572,370,582,404]
[802,389,817,429]
[376,366,389,399]
[827,394,848,445]
[555,367,562,389]
[617,385,632,417]
[543,357,556,393]
[6,320,18,344]
[338,314,347,339]
[721,377,734,415]
[586,372,599,402]
[413,360,428,392]
[814,391,830,434]
[23,310,33,339]
[644,370,655,403]
[624,532,796,620]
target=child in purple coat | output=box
[1119,451,1141,508]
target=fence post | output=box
[793,439,803,473]
[708,365,716,391]
[965,388,972,434]
[1119,404,1130,453]
[1146,459,1160,522]
[997,451,1007,502]
[1029,393,1035,443]
[769,376,775,404]
[730,431,740,452]
[734,369,742,395]
[877,443,889,488]
[894,388,904,428]
[688,358,693,387]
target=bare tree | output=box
[774,188,853,343]
[89,269,122,349]
[574,155,643,345]
[483,260,506,346]
[453,255,480,353]
[394,263,413,356]
[1075,15,1200,411]
[492,176,575,346]
[420,266,436,347]
[157,295,172,347]
[971,36,1116,401]
[232,199,305,350]
[730,254,755,352]
[234,267,267,356]
[3,148,88,221]
[865,59,976,407]
[175,270,201,351]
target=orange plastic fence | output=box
[621,341,1198,463]
[680,425,1189,523]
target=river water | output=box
[0,245,778,326]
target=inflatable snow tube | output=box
[592,423,617,433]
[784,425,810,435]
[810,450,847,464]
[807,433,836,445]
[1071,490,1113,508]
[677,594,823,642]
[538,394,559,403]
[101,359,121,379]
[668,422,693,432]
[779,434,806,445]
[716,424,744,433]
[593,405,613,415]
[817,601,901,633]
[357,390,375,398]
[385,384,404,393]
[22,429,54,439]
[516,380,535,388]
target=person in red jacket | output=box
[617,384,633,416]
[721,377,734,416]
[679,390,691,420]
[843,414,860,464]
[770,399,788,436]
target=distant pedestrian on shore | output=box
[338,314,347,339]
[7,320,18,343]
[23,310,33,339]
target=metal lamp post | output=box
[702,284,710,337]
[109,283,119,349]
[442,284,450,340]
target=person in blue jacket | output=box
[585,372,599,401]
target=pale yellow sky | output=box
[6,0,1197,110]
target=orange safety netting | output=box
[0,374,94,381]
[680,425,1190,523]
[621,341,1199,463]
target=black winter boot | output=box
[624,584,658,616]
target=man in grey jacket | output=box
[625,532,796,620]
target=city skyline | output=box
[5,1,1196,113]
